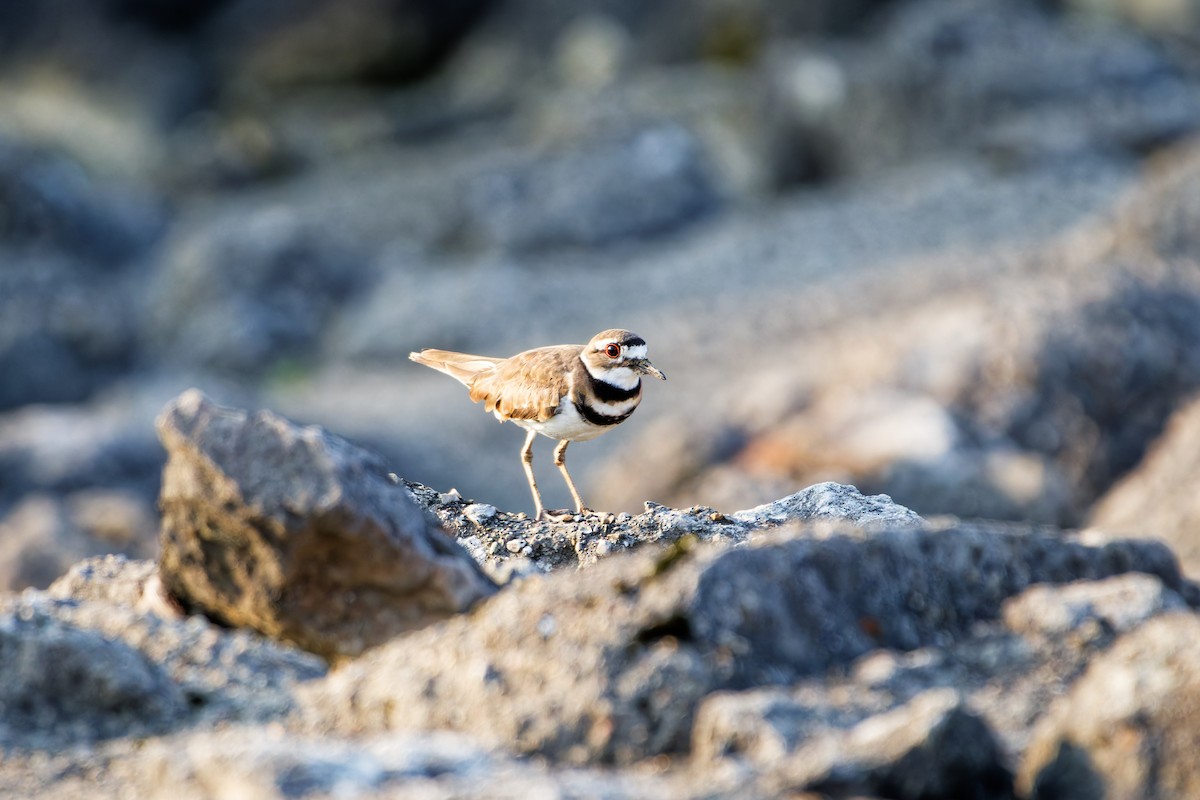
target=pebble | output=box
[438,488,463,505]
[464,503,498,524]
[506,538,527,553]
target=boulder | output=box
[156,389,497,659]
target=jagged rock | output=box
[306,519,1180,764]
[695,688,1013,799]
[1018,612,1200,799]
[407,479,919,571]
[728,481,924,530]
[156,389,497,659]
[1089,392,1200,578]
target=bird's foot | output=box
[537,508,576,522]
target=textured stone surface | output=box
[1019,613,1200,799]
[1002,573,1189,639]
[306,518,1181,764]
[695,687,1013,799]
[0,604,184,745]
[1090,392,1200,578]
[408,478,920,571]
[156,389,497,659]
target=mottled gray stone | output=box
[695,687,1013,799]
[729,481,925,530]
[1019,612,1200,800]
[306,519,1179,764]
[157,389,497,660]
[0,604,184,745]
[1002,573,1188,639]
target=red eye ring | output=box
[604,343,621,359]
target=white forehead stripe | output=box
[623,344,647,359]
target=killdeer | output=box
[409,329,665,520]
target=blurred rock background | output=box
[5,0,1200,589]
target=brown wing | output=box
[409,349,504,387]
[468,345,579,422]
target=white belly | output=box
[512,398,609,442]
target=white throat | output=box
[583,358,641,390]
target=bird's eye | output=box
[604,343,621,359]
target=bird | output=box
[409,329,666,521]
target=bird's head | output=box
[583,329,666,384]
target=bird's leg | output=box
[553,439,592,515]
[520,430,548,521]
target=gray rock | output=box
[729,481,924,529]
[0,136,165,264]
[66,727,700,800]
[0,574,326,751]
[156,389,497,659]
[0,378,204,516]
[48,554,161,609]
[0,604,184,745]
[146,207,367,375]
[461,125,720,251]
[1090,391,1200,578]
[695,688,1013,799]
[0,492,156,591]
[207,0,495,90]
[0,254,141,410]
[305,519,1179,764]
[789,0,1200,176]
[1018,612,1200,799]
[406,478,919,571]
[1002,572,1189,640]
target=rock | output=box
[0,603,185,746]
[305,518,1179,764]
[0,491,157,591]
[1002,573,1189,640]
[146,207,368,376]
[695,687,1013,799]
[207,0,496,90]
[2,571,326,751]
[406,479,918,571]
[48,554,161,608]
[1089,392,1200,578]
[729,481,924,530]
[0,136,166,264]
[460,124,721,251]
[789,0,1200,176]
[1018,612,1200,799]
[0,381,183,514]
[0,254,140,410]
[156,389,497,659]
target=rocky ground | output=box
[6,0,1200,797]
[4,389,1200,799]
